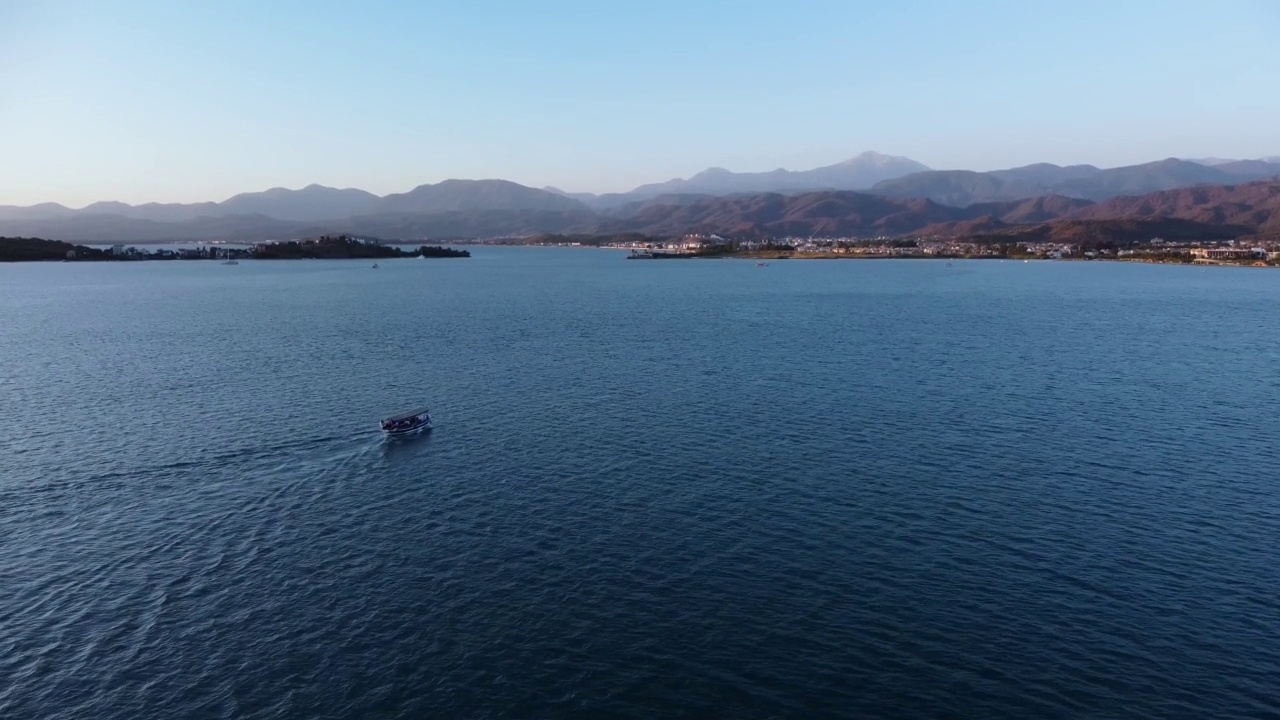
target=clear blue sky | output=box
[1,0,1276,206]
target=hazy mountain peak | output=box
[216,184,379,221]
[838,150,924,168]
[1187,157,1238,166]
[83,201,134,212]
[625,153,930,199]
[376,178,587,214]
[250,186,296,197]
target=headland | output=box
[0,235,469,262]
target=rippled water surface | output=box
[3,249,1279,719]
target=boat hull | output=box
[383,421,431,436]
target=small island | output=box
[0,234,469,262]
[252,235,470,259]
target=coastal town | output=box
[489,232,1280,266]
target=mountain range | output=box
[594,182,1279,241]
[2,153,1278,243]
[869,158,1280,206]
[911,181,1280,243]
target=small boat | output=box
[380,408,432,436]
[756,262,769,267]
[372,263,379,269]
[222,259,239,265]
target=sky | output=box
[1,0,1277,206]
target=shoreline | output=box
[620,250,1278,268]
[4,242,1274,269]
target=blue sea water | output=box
[2,249,1278,719]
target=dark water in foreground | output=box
[3,249,1279,719]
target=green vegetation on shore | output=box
[0,237,100,261]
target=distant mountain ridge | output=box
[6,181,1277,245]
[872,157,1280,206]
[898,181,1280,243]
[69,185,382,223]
[0,179,588,229]
[0,184,380,224]
[2,153,1278,243]
[1190,156,1280,166]
[1069,181,1280,234]
[0,151,931,224]
[5,153,1276,224]
[618,151,931,200]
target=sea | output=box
[2,248,1278,719]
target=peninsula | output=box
[0,235,469,262]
